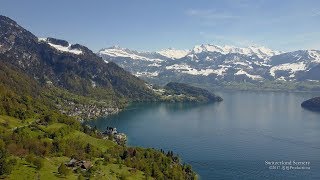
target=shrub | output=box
[58,163,70,176]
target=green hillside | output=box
[0,15,197,179]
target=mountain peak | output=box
[157,48,190,59]
[0,15,155,103]
[109,45,123,49]
[191,44,281,59]
[46,37,69,47]
[0,15,38,53]
[0,15,19,27]
[38,37,83,55]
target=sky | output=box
[1,0,320,52]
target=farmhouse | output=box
[66,158,93,170]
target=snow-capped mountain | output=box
[157,48,190,59]
[38,37,83,55]
[0,14,156,103]
[97,44,320,85]
[269,50,320,81]
[191,44,282,59]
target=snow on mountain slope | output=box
[165,63,226,76]
[234,69,263,80]
[38,37,83,55]
[308,50,320,63]
[157,48,190,59]
[99,46,163,62]
[47,43,83,55]
[97,44,320,83]
[135,71,159,77]
[191,44,282,59]
[270,62,307,78]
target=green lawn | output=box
[9,157,78,180]
[40,123,69,134]
[63,130,115,152]
[93,163,146,180]
[0,120,158,180]
[9,157,146,180]
[45,123,67,130]
[0,115,34,130]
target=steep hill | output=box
[0,15,155,102]
[0,15,160,119]
[0,15,198,179]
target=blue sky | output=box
[1,0,320,52]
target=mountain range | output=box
[0,15,161,120]
[97,44,320,88]
[0,15,222,120]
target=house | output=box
[101,126,127,145]
[114,133,126,141]
[67,158,78,167]
[103,126,117,135]
[114,133,127,144]
[81,161,92,170]
[66,159,93,170]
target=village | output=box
[102,126,127,145]
[56,99,121,121]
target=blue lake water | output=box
[88,91,320,179]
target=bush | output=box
[58,163,70,176]
[33,158,43,170]
[119,172,129,180]
[25,155,43,170]
[25,154,35,164]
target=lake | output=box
[88,91,320,179]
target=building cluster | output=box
[102,126,127,145]
[57,100,120,120]
[66,158,92,171]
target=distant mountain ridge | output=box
[97,44,320,87]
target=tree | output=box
[0,141,15,175]
[34,158,43,170]
[121,150,128,160]
[58,163,70,176]
[85,143,91,154]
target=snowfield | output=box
[47,43,83,55]
[99,48,163,62]
[166,64,226,76]
[270,62,307,78]
[38,37,83,55]
[157,48,190,59]
[235,69,263,80]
